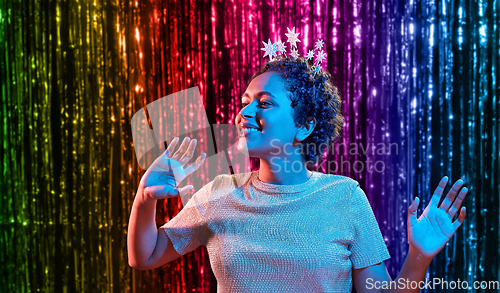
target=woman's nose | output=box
[242,112,255,118]
[240,105,256,118]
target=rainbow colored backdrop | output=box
[1,0,498,292]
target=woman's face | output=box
[235,71,301,159]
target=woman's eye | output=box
[239,101,271,109]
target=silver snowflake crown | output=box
[261,27,327,78]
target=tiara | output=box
[261,27,327,77]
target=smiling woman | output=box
[238,56,344,167]
[128,55,469,293]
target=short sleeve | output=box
[161,180,213,256]
[349,182,391,269]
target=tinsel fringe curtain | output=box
[0,0,498,292]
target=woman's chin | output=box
[237,137,260,156]
[237,138,249,155]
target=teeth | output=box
[243,128,260,132]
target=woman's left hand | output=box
[407,176,468,261]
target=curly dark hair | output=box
[245,55,344,165]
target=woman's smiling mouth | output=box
[239,127,262,137]
[238,122,262,136]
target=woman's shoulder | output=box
[315,172,359,189]
[303,172,361,208]
[189,172,253,207]
[213,171,254,188]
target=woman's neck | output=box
[258,158,312,185]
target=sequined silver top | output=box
[162,170,390,292]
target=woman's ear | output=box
[296,117,316,142]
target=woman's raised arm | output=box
[353,176,468,293]
[127,137,206,269]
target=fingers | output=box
[157,135,206,175]
[183,153,207,177]
[177,185,195,198]
[407,197,419,227]
[452,207,466,231]
[439,179,464,211]
[172,137,191,160]
[447,187,468,219]
[430,176,449,207]
[144,184,194,199]
[179,139,198,166]
[166,137,180,157]
[150,149,173,171]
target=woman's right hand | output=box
[139,136,207,200]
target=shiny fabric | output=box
[162,171,390,292]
